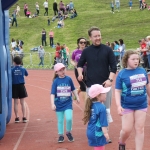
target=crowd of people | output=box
[110,0,149,13]
[10,38,24,64]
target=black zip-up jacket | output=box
[77,44,117,87]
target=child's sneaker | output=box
[119,144,125,150]
[66,132,74,142]
[58,136,64,143]
[15,117,20,123]
[22,117,28,123]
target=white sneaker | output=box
[106,109,113,123]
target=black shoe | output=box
[66,133,74,142]
[108,139,112,144]
[119,144,125,150]
[22,117,28,123]
[15,117,20,123]
[58,136,64,143]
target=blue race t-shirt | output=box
[115,67,148,109]
[51,76,75,112]
[11,66,28,84]
[87,102,108,147]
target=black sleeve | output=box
[77,49,86,68]
[108,49,117,74]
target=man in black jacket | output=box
[77,27,117,138]
[53,1,58,16]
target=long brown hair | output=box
[52,72,58,81]
[82,97,98,125]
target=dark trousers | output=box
[53,9,58,15]
[36,10,39,15]
[50,37,54,46]
[44,8,48,16]
[42,39,47,46]
[74,68,86,92]
[24,9,27,16]
[12,18,17,27]
[143,55,148,68]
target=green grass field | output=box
[9,0,150,67]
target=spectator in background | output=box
[115,0,120,12]
[55,43,61,63]
[38,45,45,67]
[70,9,77,19]
[146,36,150,69]
[41,28,47,46]
[106,41,110,47]
[12,11,17,27]
[26,9,31,18]
[35,2,40,16]
[118,39,125,59]
[24,3,28,16]
[49,29,54,47]
[43,0,49,16]
[63,44,70,67]
[69,0,74,12]
[139,0,142,9]
[53,0,58,16]
[110,1,114,14]
[60,45,67,66]
[16,39,24,47]
[129,0,133,10]
[11,38,17,48]
[16,4,20,17]
[18,46,24,65]
[47,17,50,25]
[59,1,65,14]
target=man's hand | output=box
[103,80,112,87]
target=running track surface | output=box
[1,70,150,150]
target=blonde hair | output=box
[122,50,140,68]
[82,97,98,125]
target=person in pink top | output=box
[49,29,54,47]
[24,3,28,16]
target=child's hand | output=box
[51,104,56,111]
[104,133,109,142]
[76,97,80,104]
[117,106,124,116]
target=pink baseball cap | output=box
[54,63,65,72]
[88,84,111,98]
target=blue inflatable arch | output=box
[0,0,18,139]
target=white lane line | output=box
[26,84,49,91]
[13,102,30,150]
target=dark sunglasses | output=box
[79,41,86,44]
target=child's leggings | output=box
[56,109,73,135]
[94,146,105,150]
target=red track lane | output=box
[0,70,150,150]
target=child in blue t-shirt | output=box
[11,56,28,123]
[115,50,150,150]
[83,84,111,150]
[110,1,114,14]
[50,63,80,143]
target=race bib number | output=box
[130,74,147,96]
[57,86,71,97]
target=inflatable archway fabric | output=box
[0,0,18,140]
